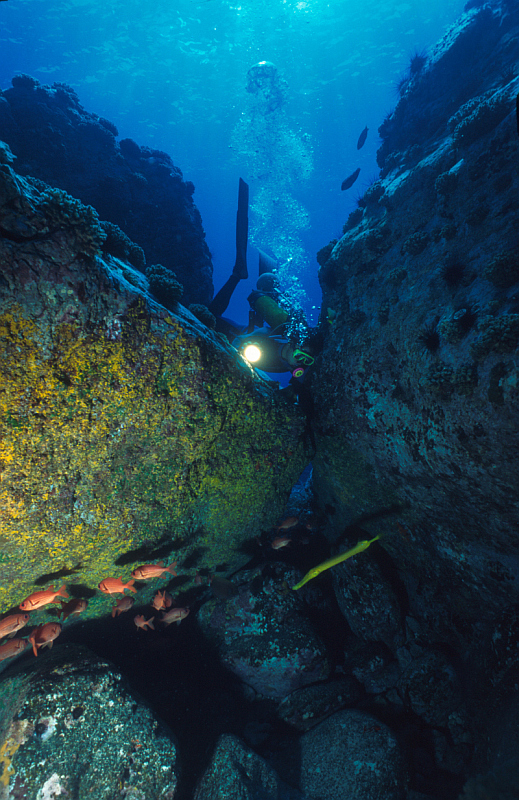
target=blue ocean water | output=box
[0,0,466,325]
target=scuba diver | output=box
[208,178,318,379]
[233,263,316,378]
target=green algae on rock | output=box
[0,152,308,620]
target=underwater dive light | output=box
[242,344,262,363]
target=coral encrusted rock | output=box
[0,644,179,799]
[0,150,308,621]
[0,76,213,305]
[311,0,519,710]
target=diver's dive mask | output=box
[293,348,314,367]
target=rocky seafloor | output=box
[1,0,519,798]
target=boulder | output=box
[271,709,407,800]
[0,644,178,799]
[194,734,305,800]
[198,566,330,700]
[0,152,308,623]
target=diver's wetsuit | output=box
[209,275,249,341]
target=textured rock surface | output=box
[312,0,519,669]
[271,709,407,800]
[0,644,178,799]
[0,75,213,306]
[332,544,405,650]
[0,152,308,620]
[198,566,330,700]
[277,676,362,731]
[194,734,305,800]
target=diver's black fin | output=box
[257,247,278,276]
[233,177,249,279]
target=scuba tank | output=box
[249,291,289,330]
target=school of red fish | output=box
[0,560,189,664]
[0,516,308,665]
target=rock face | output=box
[198,566,330,700]
[194,734,305,800]
[313,0,519,664]
[271,709,407,800]
[0,644,178,799]
[2,3,519,797]
[0,149,307,620]
[0,74,213,306]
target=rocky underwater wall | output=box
[312,0,519,783]
[0,142,309,621]
[2,2,519,798]
[0,75,213,306]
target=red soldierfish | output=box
[111,596,135,617]
[271,536,291,550]
[29,622,62,657]
[161,607,189,626]
[98,577,136,595]
[151,590,173,611]
[134,615,155,631]
[19,585,69,611]
[0,613,30,639]
[0,638,28,662]
[131,561,177,580]
[58,599,88,621]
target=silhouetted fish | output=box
[357,126,368,150]
[341,168,361,191]
[209,575,238,599]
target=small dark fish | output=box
[341,168,361,191]
[357,126,368,150]
[209,575,238,600]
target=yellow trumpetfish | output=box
[292,535,382,591]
